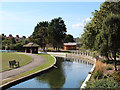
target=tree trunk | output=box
[43,46,45,52]
[53,46,55,50]
[106,52,109,61]
[56,47,57,51]
[58,47,59,51]
[113,51,117,71]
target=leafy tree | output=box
[95,30,110,60]
[48,17,67,51]
[32,21,48,51]
[14,43,24,51]
[1,35,5,40]
[23,38,30,44]
[11,37,16,44]
[81,23,97,49]
[64,34,75,43]
[101,14,120,70]
[9,44,15,50]
[81,2,120,70]
[82,2,120,50]
[2,38,11,48]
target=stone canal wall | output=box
[47,52,66,57]
[66,50,96,64]
[48,51,96,89]
[66,50,96,89]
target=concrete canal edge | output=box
[0,54,56,89]
[47,52,96,89]
[80,58,96,89]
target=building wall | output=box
[25,47,38,54]
[64,45,76,50]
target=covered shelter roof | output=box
[23,42,39,47]
[64,43,77,46]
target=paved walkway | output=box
[0,53,46,80]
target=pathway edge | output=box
[0,54,56,89]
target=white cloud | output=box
[83,18,91,23]
[72,17,91,30]
[72,23,84,30]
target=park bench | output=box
[9,60,19,68]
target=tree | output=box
[82,2,120,50]
[64,34,75,43]
[81,23,97,49]
[11,37,16,44]
[23,38,30,44]
[32,21,48,51]
[48,17,67,51]
[81,2,120,70]
[101,14,120,70]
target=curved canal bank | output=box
[47,52,96,89]
[0,54,56,89]
[64,53,96,89]
[9,56,93,88]
[0,51,94,88]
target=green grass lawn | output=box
[1,52,33,72]
[14,54,55,77]
[2,54,55,85]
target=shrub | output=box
[106,66,113,70]
[86,78,119,88]
[93,70,103,80]
[92,51,98,59]
[95,61,105,72]
[107,73,112,77]
[9,44,16,50]
[103,75,107,79]
[113,71,120,82]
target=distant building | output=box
[16,35,19,38]
[15,35,26,42]
[64,43,76,50]
[22,36,26,39]
[1,34,26,42]
[2,34,4,36]
[8,34,13,39]
[1,33,6,37]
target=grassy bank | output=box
[2,54,55,85]
[1,52,33,72]
[86,60,120,88]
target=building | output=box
[1,34,26,42]
[64,43,76,50]
[15,35,24,42]
[8,34,13,39]
[23,42,39,54]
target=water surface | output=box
[10,57,93,88]
[0,50,17,52]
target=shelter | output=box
[23,42,39,54]
[64,43,76,50]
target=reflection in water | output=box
[36,57,65,88]
[10,57,93,88]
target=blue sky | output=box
[1,2,103,38]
